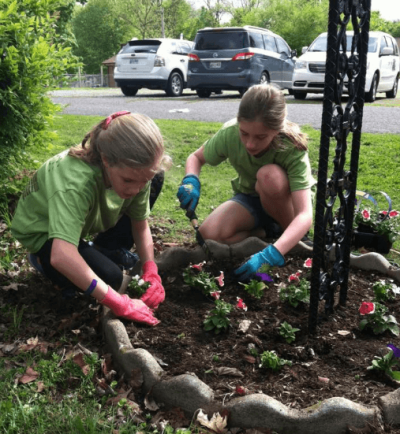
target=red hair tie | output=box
[102,111,131,129]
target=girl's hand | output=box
[101,286,159,325]
[140,260,165,309]
[234,245,285,282]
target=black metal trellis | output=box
[308,0,371,334]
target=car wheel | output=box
[259,72,270,85]
[239,88,248,97]
[365,73,378,102]
[386,75,399,99]
[166,72,183,97]
[196,89,212,98]
[121,86,138,97]
[293,91,307,100]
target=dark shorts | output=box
[229,193,283,238]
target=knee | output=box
[255,164,290,198]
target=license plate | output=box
[209,62,221,69]
[130,59,138,64]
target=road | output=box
[49,88,400,134]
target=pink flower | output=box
[389,210,399,218]
[361,209,370,221]
[210,291,221,300]
[235,385,246,395]
[215,271,224,287]
[288,271,302,283]
[236,297,247,311]
[191,261,206,271]
[380,210,388,216]
[359,302,375,315]
[304,258,312,268]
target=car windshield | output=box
[308,35,378,53]
[120,40,162,54]
[195,31,248,50]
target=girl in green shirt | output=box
[12,111,169,325]
[177,84,315,282]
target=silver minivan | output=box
[187,26,297,97]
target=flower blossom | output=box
[210,291,221,300]
[236,297,247,311]
[359,301,375,315]
[288,271,302,284]
[304,258,312,268]
[387,344,400,358]
[215,271,224,287]
[255,272,273,282]
[361,209,371,221]
[235,385,246,395]
[191,261,206,271]
[389,210,399,218]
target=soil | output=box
[125,251,400,411]
[1,241,400,415]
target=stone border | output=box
[102,239,400,434]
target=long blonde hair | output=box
[237,84,308,151]
[69,112,171,171]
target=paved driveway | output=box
[49,89,400,134]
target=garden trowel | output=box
[186,210,213,261]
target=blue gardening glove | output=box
[234,245,285,283]
[177,174,201,214]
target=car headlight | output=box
[294,61,307,70]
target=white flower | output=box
[138,279,145,286]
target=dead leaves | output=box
[196,409,229,434]
[19,366,39,384]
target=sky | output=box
[371,0,400,21]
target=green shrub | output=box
[0,0,78,204]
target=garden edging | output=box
[101,239,400,434]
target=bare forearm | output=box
[50,239,108,300]
[132,219,154,264]
[185,147,205,176]
[274,212,312,255]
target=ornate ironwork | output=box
[308,0,371,334]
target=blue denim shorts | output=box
[229,193,283,238]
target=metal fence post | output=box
[308,0,371,334]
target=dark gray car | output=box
[187,26,297,97]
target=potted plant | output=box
[353,207,399,254]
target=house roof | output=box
[102,55,116,65]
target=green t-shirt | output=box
[203,119,316,195]
[11,150,150,253]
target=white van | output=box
[292,31,399,102]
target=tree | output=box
[0,0,79,202]
[72,0,126,73]
[230,0,330,55]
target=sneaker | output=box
[28,253,45,275]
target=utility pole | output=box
[161,7,165,37]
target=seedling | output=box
[372,280,396,303]
[259,350,292,371]
[203,300,233,334]
[240,279,266,299]
[367,345,400,381]
[359,302,399,336]
[183,268,219,296]
[127,275,150,297]
[279,321,300,344]
[279,278,310,307]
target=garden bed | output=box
[124,253,400,410]
[1,245,399,414]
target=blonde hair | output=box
[69,113,171,171]
[237,84,308,151]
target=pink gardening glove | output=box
[101,286,159,326]
[140,260,165,309]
